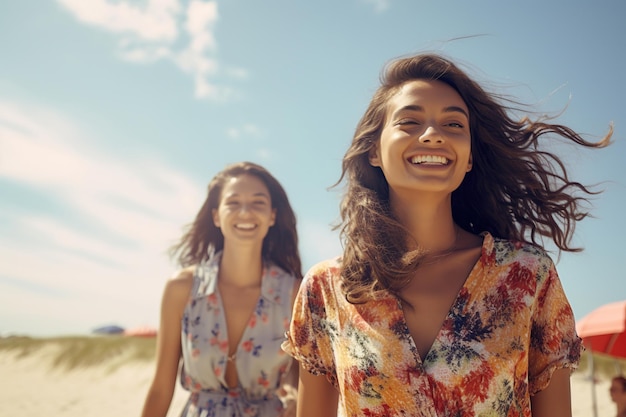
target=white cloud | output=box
[171,0,224,99]
[0,100,204,335]
[361,0,390,13]
[225,67,249,80]
[119,43,172,63]
[56,0,238,101]
[225,124,264,141]
[0,101,341,335]
[56,0,181,41]
[185,0,218,51]
[256,148,273,160]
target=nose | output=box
[238,203,252,216]
[419,125,444,144]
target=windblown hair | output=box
[337,53,613,303]
[170,161,302,278]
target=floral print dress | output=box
[180,252,297,417]
[283,233,583,417]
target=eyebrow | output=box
[393,104,469,119]
[223,192,270,199]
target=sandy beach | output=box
[0,337,188,417]
[0,337,616,417]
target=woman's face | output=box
[610,379,626,403]
[369,79,472,202]
[212,174,276,247]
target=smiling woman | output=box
[212,174,277,247]
[282,53,613,417]
[141,161,303,417]
[369,79,473,198]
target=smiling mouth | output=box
[235,223,256,230]
[409,155,450,165]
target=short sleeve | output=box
[282,260,340,387]
[528,255,583,394]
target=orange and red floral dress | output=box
[283,233,582,417]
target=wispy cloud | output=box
[0,100,204,334]
[224,124,272,160]
[0,100,341,335]
[56,0,243,100]
[361,0,391,13]
[225,124,264,141]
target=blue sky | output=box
[0,0,624,336]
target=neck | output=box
[390,192,457,253]
[219,244,264,287]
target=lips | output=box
[234,223,256,230]
[409,155,450,165]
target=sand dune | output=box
[0,337,188,417]
[0,337,616,416]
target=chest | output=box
[182,287,291,388]
[219,286,262,349]
[400,249,481,359]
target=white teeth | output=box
[235,223,256,230]
[410,155,449,165]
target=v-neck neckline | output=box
[216,285,263,356]
[398,233,489,365]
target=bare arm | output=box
[296,364,338,417]
[140,268,193,417]
[530,368,573,417]
[277,360,299,417]
[284,278,302,391]
[277,278,303,417]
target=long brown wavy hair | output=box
[170,161,302,278]
[337,53,613,303]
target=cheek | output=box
[375,138,401,167]
[214,206,232,224]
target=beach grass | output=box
[578,351,626,379]
[0,335,157,371]
[1,334,625,379]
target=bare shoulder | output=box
[171,266,195,283]
[163,266,195,304]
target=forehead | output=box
[221,174,270,197]
[387,79,468,114]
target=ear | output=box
[269,208,276,227]
[466,153,473,172]
[212,208,220,228]
[369,145,382,167]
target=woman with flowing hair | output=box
[283,53,613,416]
[142,161,302,417]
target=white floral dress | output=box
[180,252,297,417]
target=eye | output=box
[445,121,465,129]
[395,118,419,126]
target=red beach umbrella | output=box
[576,300,626,358]
[123,325,157,338]
[576,300,626,417]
